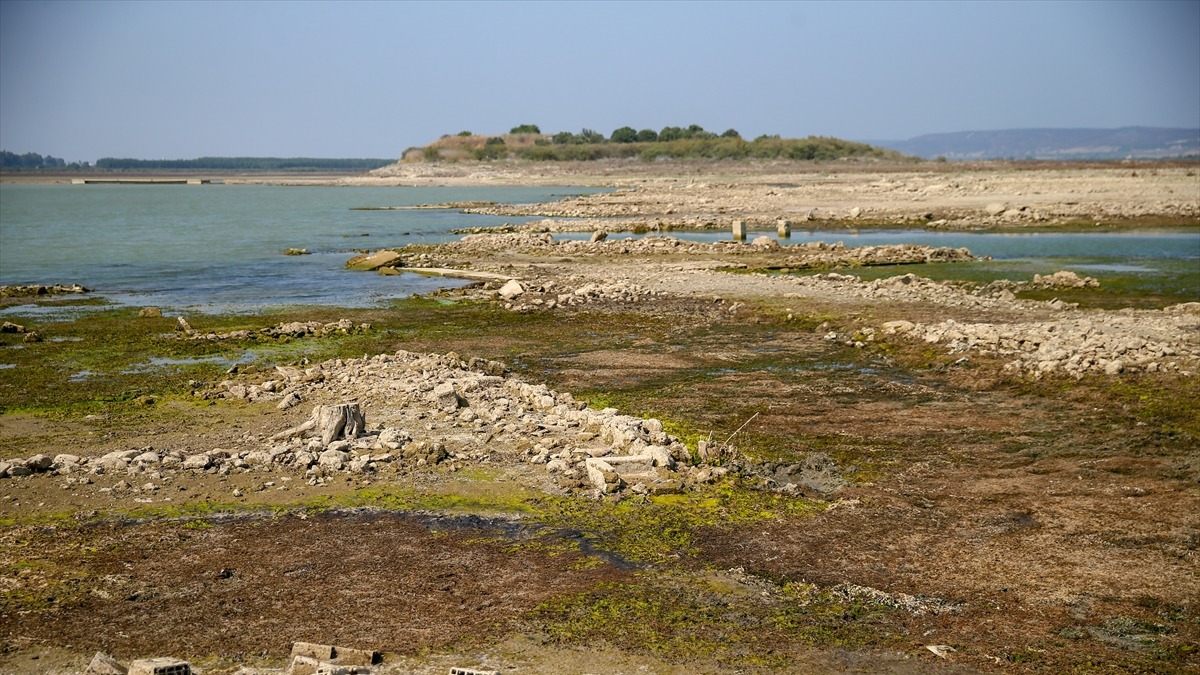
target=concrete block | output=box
[127,658,190,675]
[292,643,335,661]
[286,655,358,675]
[777,219,792,237]
[333,646,380,666]
[731,219,746,241]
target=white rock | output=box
[183,454,212,470]
[498,279,525,300]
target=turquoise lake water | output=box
[1,183,1197,314]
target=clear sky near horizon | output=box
[1,0,1197,162]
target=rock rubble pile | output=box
[449,231,974,266]
[3,351,740,496]
[784,272,1052,311]
[882,303,1200,377]
[483,277,672,313]
[177,318,371,342]
[0,283,90,297]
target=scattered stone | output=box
[1031,270,1099,288]
[182,454,212,470]
[284,248,311,256]
[278,392,303,410]
[432,382,464,412]
[139,307,163,318]
[127,657,190,675]
[589,230,608,242]
[926,645,956,659]
[24,454,53,471]
[85,651,128,675]
[0,321,27,333]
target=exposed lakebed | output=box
[2,183,1196,315]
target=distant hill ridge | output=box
[875,127,1200,160]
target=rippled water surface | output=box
[0,184,605,312]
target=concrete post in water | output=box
[777,219,792,238]
[731,219,746,241]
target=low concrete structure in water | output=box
[71,178,212,184]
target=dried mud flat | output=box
[2,161,1199,674]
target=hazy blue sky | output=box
[2,0,1197,161]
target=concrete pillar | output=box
[731,219,746,241]
[777,219,791,238]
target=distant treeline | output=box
[93,157,396,171]
[517,135,899,162]
[409,124,905,162]
[1,150,88,170]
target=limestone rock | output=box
[127,657,190,675]
[54,453,82,466]
[345,249,401,271]
[182,454,212,470]
[498,279,525,300]
[24,454,53,471]
[432,382,464,412]
[85,651,127,675]
[277,392,302,410]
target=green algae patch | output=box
[531,571,904,669]
[531,486,824,565]
[307,482,541,517]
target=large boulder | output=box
[345,250,401,271]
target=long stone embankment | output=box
[0,350,745,497]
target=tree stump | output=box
[315,403,366,445]
[271,402,365,445]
